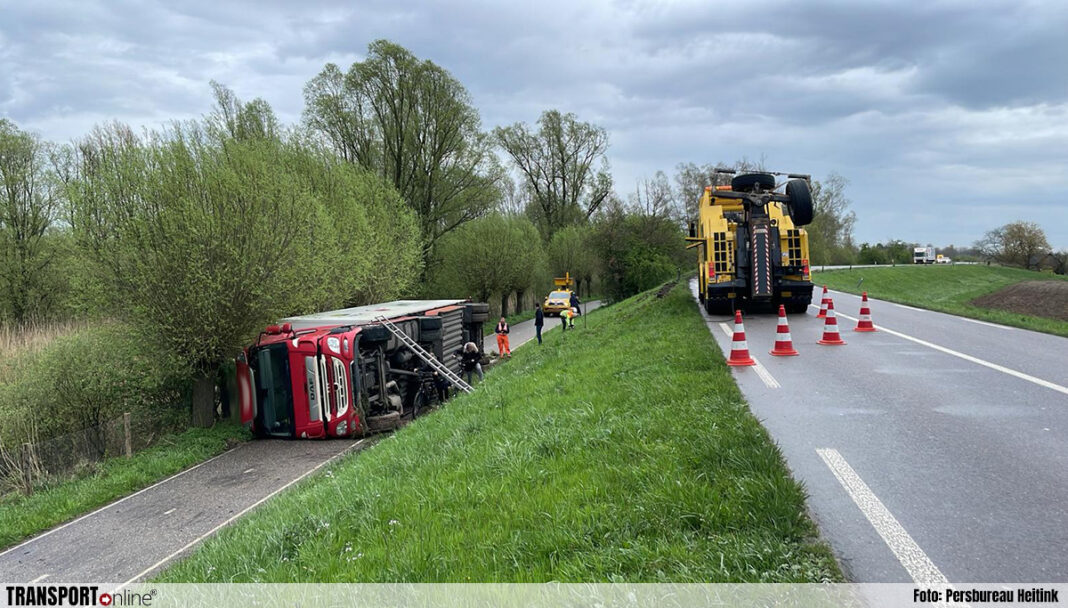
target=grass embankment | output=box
[159,284,840,583]
[815,265,1068,336]
[0,423,250,550]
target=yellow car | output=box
[542,290,574,316]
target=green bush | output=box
[0,323,188,449]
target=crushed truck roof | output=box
[281,299,466,330]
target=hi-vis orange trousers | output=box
[496,334,511,356]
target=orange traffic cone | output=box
[854,292,877,332]
[770,305,799,356]
[726,310,756,366]
[818,300,847,345]
[816,285,830,318]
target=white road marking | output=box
[817,448,949,585]
[717,322,780,389]
[163,508,176,516]
[0,446,241,560]
[959,317,1015,330]
[833,309,1068,396]
[118,438,366,588]
[828,290,1014,331]
[30,574,49,583]
[242,468,255,474]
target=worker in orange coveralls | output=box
[495,316,511,359]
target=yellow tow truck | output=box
[687,170,815,314]
[543,273,576,316]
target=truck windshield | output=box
[254,344,294,437]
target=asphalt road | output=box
[0,438,366,584]
[693,280,1068,582]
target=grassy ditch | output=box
[814,265,1068,336]
[0,423,250,550]
[159,284,840,583]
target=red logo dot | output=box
[99,593,112,606]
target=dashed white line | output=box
[118,438,366,588]
[893,303,926,312]
[163,508,176,516]
[0,447,241,560]
[817,448,949,585]
[833,310,1068,396]
[30,574,49,583]
[242,468,255,474]
[717,322,781,389]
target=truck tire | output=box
[785,179,813,226]
[731,173,775,192]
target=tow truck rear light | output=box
[802,258,810,279]
[715,185,731,191]
[708,265,716,279]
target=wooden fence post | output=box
[21,442,33,495]
[124,412,132,458]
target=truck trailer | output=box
[687,170,815,314]
[235,299,489,439]
[914,247,936,264]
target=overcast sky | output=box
[3,0,1066,248]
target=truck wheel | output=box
[731,173,776,192]
[785,179,813,226]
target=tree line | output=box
[0,40,687,429]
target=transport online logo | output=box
[4,586,157,607]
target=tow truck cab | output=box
[235,300,489,438]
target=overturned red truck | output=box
[236,299,489,438]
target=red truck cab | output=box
[236,300,488,439]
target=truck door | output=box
[297,353,328,438]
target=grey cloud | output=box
[1,0,1066,247]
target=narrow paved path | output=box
[0,438,367,584]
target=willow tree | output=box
[0,119,61,322]
[303,40,502,264]
[67,87,421,427]
[494,110,612,238]
[429,213,546,316]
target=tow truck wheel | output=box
[785,179,813,226]
[731,173,776,192]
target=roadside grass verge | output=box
[814,265,1068,336]
[158,284,840,583]
[0,424,250,551]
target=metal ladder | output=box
[372,316,473,393]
